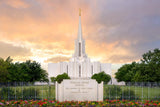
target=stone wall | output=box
[56,79,103,102]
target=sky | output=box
[0,0,160,74]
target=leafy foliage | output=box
[0,87,15,100]
[0,56,48,83]
[115,48,160,82]
[120,89,139,100]
[50,77,56,83]
[23,87,40,100]
[115,62,137,82]
[104,85,121,100]
[0,87,40,100]
[0,56,12,82]
[91,71,111,84]
[55,73,70,83]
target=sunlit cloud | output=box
[0,0,160,72]
[0,41,31,59]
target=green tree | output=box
[141,48,160,82]
[55,73,70,83]
[132,49,160,82]
[0,56,12,82]
[8,63,30,82]
[115,48,160,82]
[50,77,56,83]
[91,71,111,84]
[115,62,137,82]
[6,59,48,82]
[25,60,48,82]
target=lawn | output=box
[104,85,160,101]
[0,85,55,100]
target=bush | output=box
[55,73,70,83]
[152,94,160,101]
[0,87,16,100]
[91,71,111,84]
[120,89,139,100]
[22,87,40,100]
[50,77,56,83]
[104,85,122,100]
[0,87,40,100]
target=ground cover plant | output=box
[0,99,160,107]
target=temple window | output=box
[79,65,81,77]
[79,42,81,57]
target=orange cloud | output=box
[0,0,159,68]
[2,0,29,8]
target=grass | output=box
[104,85,160,100]
[0,84,160,100]
[0,85,55,100]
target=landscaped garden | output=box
[0,99,160,106]
[0,83,160,101]
[0,49,160,106]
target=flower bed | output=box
[0,99,160,107]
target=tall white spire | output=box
[78,8,83,41]
[72,8,87,58]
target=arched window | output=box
[91,65,93,75]
[79,42,81,57]
[79,65,81,77]
[67,65,68,74]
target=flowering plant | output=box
[0,99,160,107]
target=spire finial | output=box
[79,8,81,16]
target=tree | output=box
[141,48,160,82]
[55,73,70,83]
[115,48,160,83]
[8,62,30,82]
[0,57,49,82]
[132,49,160,82]
[5,56,13,63]
[25,60,48,82]
[115,62,137,82]
[50,77,56,83]
[91,71,111,84]
[8,60,48,82]
[0,56,12,83]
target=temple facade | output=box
[48,10,111,79]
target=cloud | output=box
[0,41,31,58]
[107,55,139,63]
[85,0,160,63]
[0,0,160,65]
[45,56,70,63]
[0,0,29,8]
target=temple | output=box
[48,9,111,79]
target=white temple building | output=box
[48,10,111,79]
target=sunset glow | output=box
[0,0,160,73]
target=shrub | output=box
[55,73,70,83]
[152,94,160,101]
[50,77,56,83]
[22,87,40,100]
[120,89,139,100]
[0,87,15,100]
[104,85,121,100]
[91,71,111,84]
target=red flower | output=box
[153,103,157,106]
[44,99,47,101]
[14,101,18,104]
[24,100,28,104]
